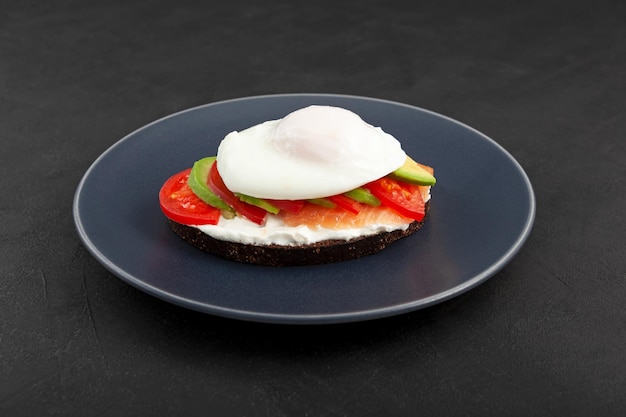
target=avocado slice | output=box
[390,156,436,186]
[235,193,280,214]
[307,198,336,208]
[188,157,234,214]
[343,187,381,206]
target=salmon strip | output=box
[281,165,433,230]
[280,203,413,229]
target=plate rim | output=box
[73,93,536,324]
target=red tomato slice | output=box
[327,194,361,214]
[208,162,267,225]
[265,199,306,214]
[365,177,425,221]
[159,169,221,225]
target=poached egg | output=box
[216,105,407,200]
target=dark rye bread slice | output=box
[167,202,430,266]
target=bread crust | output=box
[167,202,429,266]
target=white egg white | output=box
[216,105,407,200]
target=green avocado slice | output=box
[307,198,336,208]
[235,193,280,214]
[188,157,234,214]
[390,156,436,186]
[343,187,381,206]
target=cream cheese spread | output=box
[195,215,410,246]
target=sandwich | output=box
[158,105,436,266]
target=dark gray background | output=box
[2,0,625,415]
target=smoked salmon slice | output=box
[280,166,433,230]
[280,203,413,229]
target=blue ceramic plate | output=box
[73,94,535,324]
